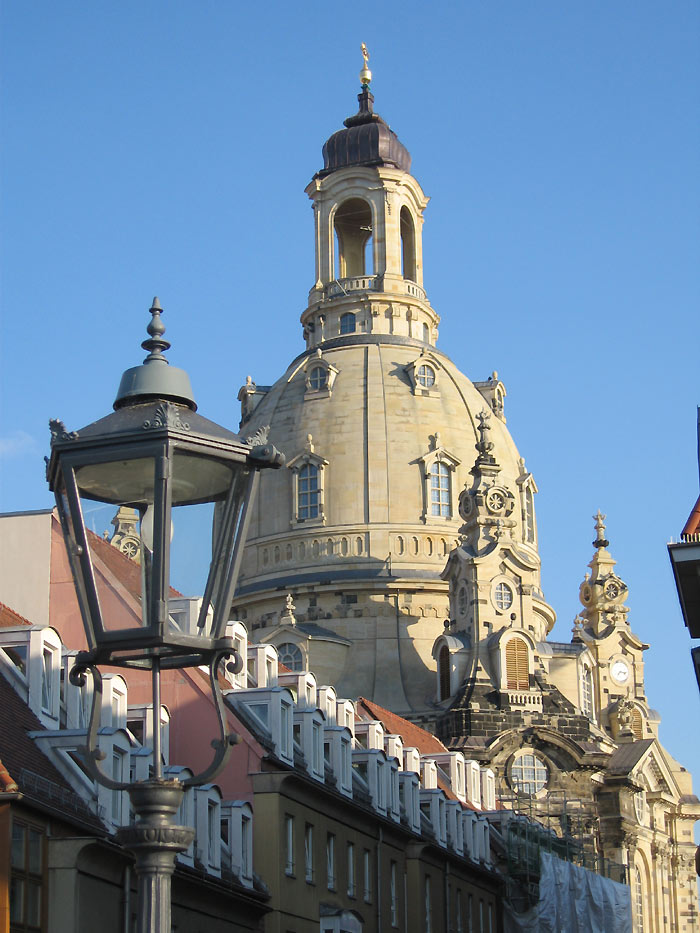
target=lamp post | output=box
[46,298,283,933]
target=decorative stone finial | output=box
[280,593,297,627]
[593,510,609,549]
[475,410,494,459]
[360,43,372,87]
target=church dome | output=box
[320,88,411,176]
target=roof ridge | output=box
[0,601,33,628]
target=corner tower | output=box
[233,53,539,721]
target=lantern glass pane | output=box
[168,501,215,605]
[75,456,157,506]
[171,450,238,505]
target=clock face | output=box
[605,582,620,599]
[611,660,630,684]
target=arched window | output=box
[431,462,451,517]
[298,464,319,520]
[510,751,547,795]
[308,365,327,390]
[278,642,303,672]
[340,312,356,335]
[438,645,451,701]
[334,198,373,277]
[505,638,529,690]
[633,867,644,932]
[400,206,416,281]
[580,664,594,720]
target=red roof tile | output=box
[0,602,33,629]
[355,697,449,755]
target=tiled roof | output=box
[682,494,700,536]
[0,674,103,829]
[356,697,449,755]
[0,601,33,629]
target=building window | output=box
[305,824,314,883]
[285,815,295,875]
[340,312,356,334]
[524,487,535,543]
[278,642,303,672]
[326,833,336,890]
[634,867,643,932]
[10,819,45,932]
[298,463,320,520]
[241,813,251,879]
[431,462,451,517]
[494,582,513,611]
[390,861,398,927]
[505,637,529,690]
[111,750,126,823]
[363,849,371,902]
[510,751,548,795]
[308,365,328,390]
[438,645,451,701]
[456,890,464,933]
[468,894,473,933]
[417,364,436,388]
[580,664,594,720]
[347,842,356,897]
[41,647,54,713]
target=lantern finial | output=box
[113,298,197,411]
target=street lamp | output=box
[46,298,283,933]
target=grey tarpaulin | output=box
[504,853,632,933]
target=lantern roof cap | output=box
[114,298,197,411]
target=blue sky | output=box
[2,2,700,786]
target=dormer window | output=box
[417,364,436,388]
[288,439,328,526]
[299,464,319,519]
[431,462,450,517]
[505,637,528,690]
[309,366,327,390]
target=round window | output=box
[510,751,548,795]
[277,642,303,672]
[457,585,468,616]
[308,366,327,390]
[416,364,435,388]
[494,582,513,611]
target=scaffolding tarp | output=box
[504,852,632,933]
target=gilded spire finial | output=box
[360,43,372,88]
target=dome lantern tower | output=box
[302,47,439,350]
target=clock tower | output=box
[574,512,651,741]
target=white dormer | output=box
[403,747,421,775]
[126,704,171,769]
[101,673,128,730]
[446,800,465,855]
[95,727,132,831]
[221,800,254,888]
[463,811,478,860]
[277,670,317,708]
[294,707,326,782]
[399,771,421,833]
[247,643,279,688]
[387,757,400,823]
[225,621,249,689]
[231,686,295,766]
[352,748,390,816]
[336,699,356,737]
[419,789,447,847]
[355,720,384,751]
[194,784,223,877]
[317,685,338,724]
[480,768,496,811]
[430,752,466,803]
[384,734,404,766]
[420,757,438,790]
[0,626,64,728]
[465,759,482,808]
[324,724,353,797]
